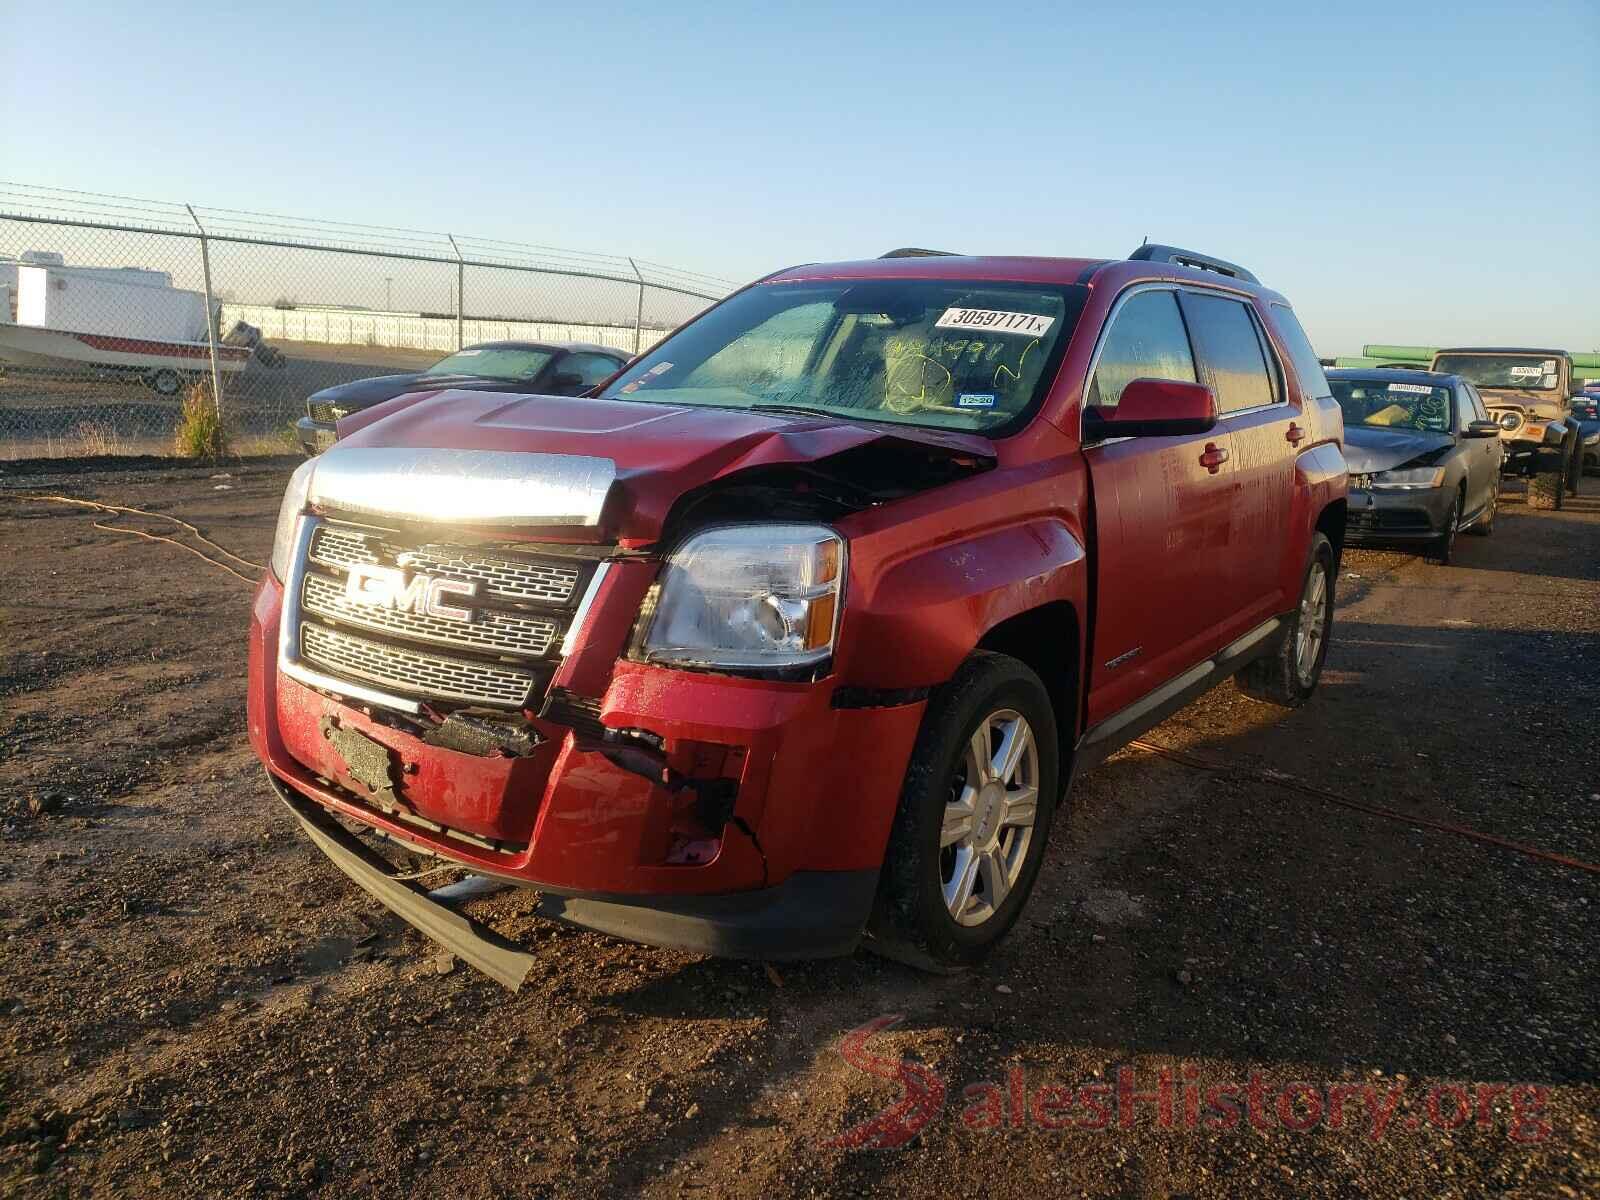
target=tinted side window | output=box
[563,353,624,388]
[1086,289,1196,410]
[1180,292,1276,413]
[1464,384,1489,424]
[1267,303,1332,399]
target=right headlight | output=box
[270,458,317,581]
[1498,411,1523,432]
[634,524,845,673]
[1371,466,1446,490]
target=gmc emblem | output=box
[343,563,478,623]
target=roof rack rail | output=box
[1129,243,1258,284]
[879,247,959,259]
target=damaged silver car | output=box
[1330,369,1503,565]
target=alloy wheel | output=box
[940,708,1040,927]
[1294,563,1328,687]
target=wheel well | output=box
[1316,499,1347,571]
[976,602,1080,756]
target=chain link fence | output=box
[0,183,733,459]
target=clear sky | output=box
[3,0,1596,356]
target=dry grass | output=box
[172,382,232,460]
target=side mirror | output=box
[1084,378,1217,439]
[1464,420,1501,438]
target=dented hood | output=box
[1343,426,1454,474]
[332,389,995,542]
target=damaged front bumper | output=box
[248,574,921,971]
[1344,485,1455,543]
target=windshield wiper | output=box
[750,403,855,420]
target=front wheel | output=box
[867,652,1060,971]
[1566,436,1583,496]
[1235,532,1334,708]
[1428,493,1461,565]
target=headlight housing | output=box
[1371,466,1446,490]
[634,524,845,673]
[1497,411,1523,432]
[270,458,317,581]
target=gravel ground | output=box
[0,460,1596,1198]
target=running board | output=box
[269,774,536,991]
[1073,616,1282,778]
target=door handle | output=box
[1285,422,1306,446]
[1199,443,1230,474]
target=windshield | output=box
[598,279,1088,434]
[1432,354,1561,391]
[1332,379,1454,432]
[424,346,554,381]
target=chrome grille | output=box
[301,573,560,657]
[301,624,536,707]
[309,525,581,605]
[307,401,339,424]
[285,518,599,710]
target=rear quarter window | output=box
[1267,303,1332,400]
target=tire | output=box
[1566,437,1583,496]
[146,368,182,397]
[1428,492,1461,565]
[1235,532,1334,708]
[867,651,1060,972]
[1527,464,1563,510]
[1469,477,1497,536]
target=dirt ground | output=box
[1,458,1596,1199]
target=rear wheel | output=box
[1236,532,1334,708]
[145,368,183,397]
[867,652,1059,972]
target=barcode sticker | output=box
[934,307,1054,337]
[1387,383,1433,395]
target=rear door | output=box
[1083,286,1238,726]
[1179,289,1297,634]
[1460,383,1500,520]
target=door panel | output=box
[1081,286,1238,726]
[1085,430,1238,725]
[1180,291,1296,632]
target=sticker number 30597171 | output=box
[934,307,1055,337]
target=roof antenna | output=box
[1141,235,1148,246]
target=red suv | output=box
[248,244,1347,984]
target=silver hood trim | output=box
[307,447,615,527]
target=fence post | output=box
[448,234,464,351]
[628,258,645,356]
[185,205,225,421]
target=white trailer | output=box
[0,262,264,394]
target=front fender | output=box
[835,517,1087,691]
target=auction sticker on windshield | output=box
[1388,383,1432,395]
[935,308,1054,337]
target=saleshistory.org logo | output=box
[344,562,478,623]
[823,1016,1553,1149]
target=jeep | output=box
[1429,347,1582,509]
[248,244,1348,984]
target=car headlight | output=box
[635,524,845,672]
[1498,411,1523,431]
[270,458,317,581]
[1371,466,1446,490]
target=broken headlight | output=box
[1371,466,1445,490]
[270,458,317,581]
[635,524,845,672]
